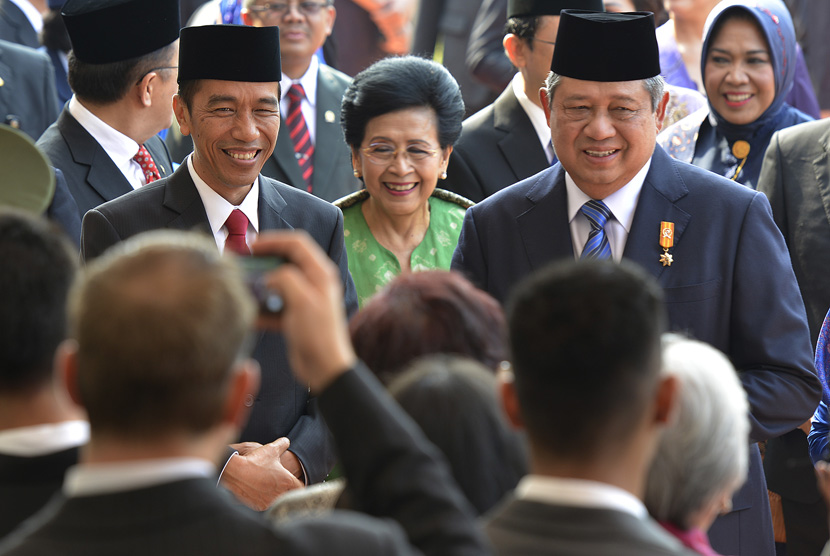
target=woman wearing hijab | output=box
[658,0,813,189]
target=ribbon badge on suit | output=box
[660,221,675,267]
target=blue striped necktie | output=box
[580,200,612,260]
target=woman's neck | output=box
[361,197,431,272]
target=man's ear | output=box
[241,10,254,26]
[223,359,261,429]
[503,34,527,69]
[499,366,525,429]
[56,340,82,408]
[137,71,158,108]
[653,374,679,425]
[173,94,191,136]
[540,88,552,124]
[654,90,670,133]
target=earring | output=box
[440,171,448,180]
[353,169,360,178]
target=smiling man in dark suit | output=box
[452,10,820,556]
[36,0,178,219]
[240,0,359,201]
[81,24,357,510]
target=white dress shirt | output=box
[512,73,555,164]
[566,158,652,261]
[64,457,216,497]
[515,474,648,519]
[186,155,260,252]
[280,56,319,144]
[68,96,147,189]
[0,420,88,457]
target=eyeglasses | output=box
[530,37,556,46]
[247,2,330,17]
[361,143,439,165]
[135,66,178,84]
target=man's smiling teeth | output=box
[385,182,416,191]
[726,93,752,102]
[227,151,257,160]
[585,149,616,157]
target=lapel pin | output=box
[659,221,674,267]
[325,110,335,123]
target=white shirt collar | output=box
[186,155,260,252]
[566,157,652,234]
[512,73,553,163]
[8,0,42,33]
[68,95,146,188]
[0,420,88,457]
[280,55,319,109]
[64,457,216,497]
[515,475,648,519]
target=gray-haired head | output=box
[644,333,750,529]
[543,71,666,113]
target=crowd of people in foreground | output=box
[3,0,830,555]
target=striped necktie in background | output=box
[286,84,314,193]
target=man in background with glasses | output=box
[241,0,360,202]
[443,0,602,203]
[37,0,179,220]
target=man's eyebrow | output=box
[257,97,280,109]
[206,94,236,106]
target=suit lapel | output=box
[161,165,211,234]
[258,176,291,231]
[811,128,830,238]
[145,135,173,178]
[312,66,347,198]
[493,88,549,181]
[623,148,691,282]
[517,166,575,269]
[273,117,306,188]
[59,110,134,202]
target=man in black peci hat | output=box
[443,0,603,203]
[80,24,358,510]
[37,0,179,219]
[452,9,820,556]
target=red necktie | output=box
[224,209,250,256]
[286,84,314,193]
[133,144,161,184]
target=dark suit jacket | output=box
[0,448,78,539]
[485,497,695,555]
[412,0,496,116]
[260,65,360,202]
[452,146,821,556]
[757,118,830,556]
[0,1,37,49]
[37,108,174,219]
[0,366,489,556]
[0,39,59,140]
[443,85,548,202]
[79,165,358,483]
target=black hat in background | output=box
[62,0,180,64]
[507,0,604,18]
[551,10,660,81]
[178,25,281,83]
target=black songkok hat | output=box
[62,0,180,64]
[551,10,660,81]
[178,25,281,83]
[507,0,604,18]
